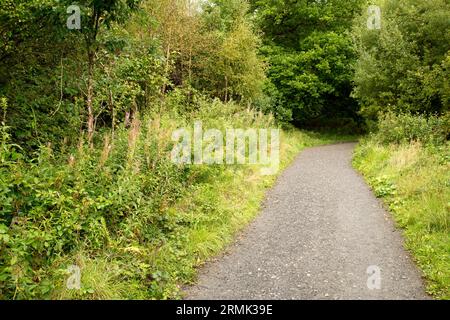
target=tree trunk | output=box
[86,50,95,146]
[85,8,99,147]
[225,75,228,103]
[161,44,171,94]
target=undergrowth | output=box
[353,113,450,300]
[0,96,352,299]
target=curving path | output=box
[185,143,429,300]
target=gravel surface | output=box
[185,143,429,300]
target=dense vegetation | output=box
[0,0,448,299]
[352,0,449,299]
[251,0,365,127]
[352,0,450,121]
[354,113,449,299]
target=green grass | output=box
[1,95,359,300]
[353,139,450,300]
[148,129,357,299]
[46,129,354,300]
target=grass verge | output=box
[149,130,357,299]
[48,129,355,300]
[353,139,450,300]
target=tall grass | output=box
[1,96,348,299]
[354,113,450,299]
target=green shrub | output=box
[374,112,449,146]
[352,0,450,118]
[303,116,364,134]
[0,105,196,298]
[0,95,295,299]
[354,139,450,299]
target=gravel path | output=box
[185,143,429,300]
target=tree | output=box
[196,0,266,103]
[352,0,450,119]
[0,0,143,148]
[251,0,364,124]
[65,0,142,144]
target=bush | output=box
[374,112,449,146]
[302,116,364,134]
[0,95,283,299]
[352,0,450,118]
[354,138,450,299]
[0,112,192,298]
